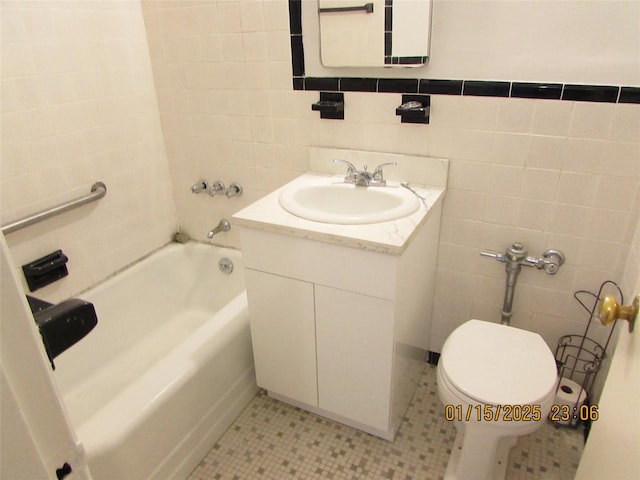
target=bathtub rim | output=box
[72,240,243,300]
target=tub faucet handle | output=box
[207,180,226,196]
[191,179,209,194]
[225,182,243,198]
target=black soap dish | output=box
[22,250,69,292]
[395,94,430,124]
[312,92,344,120]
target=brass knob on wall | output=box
[598,295,639,333]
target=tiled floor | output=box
[189,365,584,480]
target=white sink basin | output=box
[278,180,421,224]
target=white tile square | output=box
[532,100,574,136]
[240,0,265,32]
[549,204,590,236]
[243,32,267,62]
[526,135,566,170]
[600,142,640,178]
[562,138,605,174]
[265,30,291,62]
[492,133,530,166]
[556,172,599,206]
[594,175,638,211]
[521,168,559,201]
[585,208,632,242]
[441,189,486,221]
[217,2,243,33]
[484,194,521,226]
[569,102,615,140]
[496,98,535,133]
[485,164,525,196]
[609,103,640,142]
[518,199,554,231]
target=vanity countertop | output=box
[232,172,445,255]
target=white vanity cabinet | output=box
[234,147,448,441]
[238,200,442,440]
[244,268,396,434]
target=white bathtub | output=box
[53,242,257,480]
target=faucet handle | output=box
[372,162,397,184]
[225,182,243,198]
[207,180,225,196]
[333,159,357,172]
[191,179,209,194]
[373,162,397,174]
[333,159,358,182]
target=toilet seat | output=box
[440,320,557,406]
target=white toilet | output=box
[437,319,558,480]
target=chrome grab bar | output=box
[319,3,374,14]
[1,182,107,235]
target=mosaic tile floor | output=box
[189,365,584,480]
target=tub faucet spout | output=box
[207,219,230,239]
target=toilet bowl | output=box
[437,319,558,480]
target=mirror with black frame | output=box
[318,0,433,68]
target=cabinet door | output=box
[245,269,318,406]
[315,285,394,431]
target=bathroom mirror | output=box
[318,0,433,67]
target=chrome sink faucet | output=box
[333,159,397,187]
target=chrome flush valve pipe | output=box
[480,243,527,325]
[481,242,565,325]
[501,243,527,326]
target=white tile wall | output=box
[140,0,639,354]
[2,0,637,357]
[1,1,177,301]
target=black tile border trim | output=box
[463,80,510,97]
[419,79,463,95]
[562,84,620,103]
[288,1,639,104]
[620,87,640,104]
[512,82,562,100]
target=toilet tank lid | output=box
[440,320,558,405]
